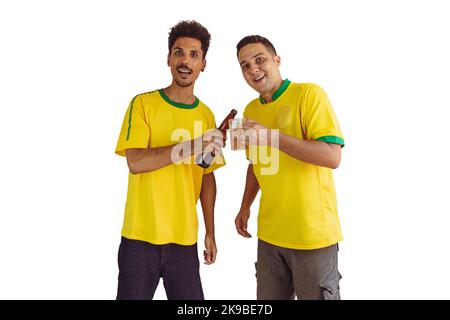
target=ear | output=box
[201,59,207,72]
[167,54,171,67]
[275,55,281,66]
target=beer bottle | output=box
[196,109,238,168]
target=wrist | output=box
[239,205,251,214]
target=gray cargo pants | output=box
[256,239,342,300]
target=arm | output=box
[126,143,187,175]
[244,120,341,169]
[278,133,342,169]
[126,130,224,174]
[235,164,260,238]
[200,172,217,264]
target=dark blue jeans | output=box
[116,237,204,300]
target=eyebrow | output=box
[240,52,264,66]
[173,47,201,54]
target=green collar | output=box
[159,89,199,109]
[259,79,291,104]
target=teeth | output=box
[177,67,191,73]
[254,75,264,81]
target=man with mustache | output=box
[234,35,344,300]
[115,21,224,300]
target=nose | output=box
[182,55,190,65]
[250,64,260,75]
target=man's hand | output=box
[204,234,217,265]
[235,208,252,238]
[243,119,272,146]
[193,129,225,156]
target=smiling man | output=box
[234,35,345,300]
[114,21,224,300]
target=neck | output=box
[164,82,196,104]
[261,77,283,103]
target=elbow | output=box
[129,168,140,175]
[128,163,140,175]
[126,149,149,175]
[329,162,340,169]
[327,155,341,169]
[127,160,155,174]
[126,158,142,175]
[330,158,341,169]
[326,146,341,169]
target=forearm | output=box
[126,140,194,174]
[240,164,260,210]
[277,132,341,169]
[200,172,216,236]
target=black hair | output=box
[236,35,277,56]
[168,20,211,58]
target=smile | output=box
[253,74,265,82]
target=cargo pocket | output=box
[320,272,342,300]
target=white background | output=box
[1,0,450,299]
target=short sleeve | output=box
[302,84,345,147]
[115,95,150,157]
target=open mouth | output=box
[253,74,265,83]
[177,66,192,75]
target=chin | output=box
[252,83,267,94]
[176,80,193,87]
[248,82,260,92]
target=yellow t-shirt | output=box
[115,89,224,245]
[243,80,344,250]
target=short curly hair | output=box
[168,20,211,58]
[236,35,277,57]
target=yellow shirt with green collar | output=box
[115,89,224,245]
[244,79,344,250]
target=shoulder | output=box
[243,97,260,117]
[128,90,165,114]
[196,101,219,128]
[127,89,160,106]
[198,100,216,118]
[291,83,330,109]
[134,89,160,102]
[246,97,260,107]
[296,83,328,97]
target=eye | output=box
[174,50,183,56]
[256,57,265,64]
[191,51,199,58]
[242,64,249,71]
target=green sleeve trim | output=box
[126,95,138,141]
[159,89,199,109]
[315,135,345,146]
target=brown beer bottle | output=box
[196,109,238,168]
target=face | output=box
[168,37,206,88]
[238,43,282,95]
